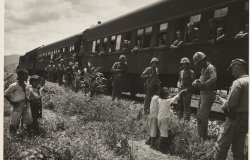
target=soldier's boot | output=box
[145,137,151,145]
[150,137,157,149]
[157,137,167,153]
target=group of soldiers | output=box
[45,59,80,89]
[111,52,248,159]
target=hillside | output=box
[4,54,20,66]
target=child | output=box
[28,75,43,131]
[157,87,184,152]
[145,94,160,149]
[177,57,195,121]
[4,68,33,135]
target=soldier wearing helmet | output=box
[111,55,127,100]
[4,68,33,135]
[141,57,161,114]
[214,59,248,160]
[64,62,74,88]
[176,57,195,121]
[45,61,53,82]
[57,59,65,86]
[192,52,217,139]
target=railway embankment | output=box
[4,81,238,160]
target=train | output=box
[19,0,249,96]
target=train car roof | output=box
[84,0,243,40]
[38,33,82,52]
[25,46,43,56]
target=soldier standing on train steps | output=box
[141,58,161,114]
[214,59,248,160]
[192,52,217,139]
[111,55,127,101]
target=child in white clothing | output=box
[157,87,184,152]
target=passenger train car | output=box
[19,0,248,96]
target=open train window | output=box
[239,1,249,32]
[157,23,168,46]
[190,14,201,24]
[92,41,96,53]
[101,37,108,53]
[214,7,228,18]
[213,7,228,34]
[136,28,144,46]
[143,26,152,48]
[115,35,122,51]
[110,35,116,52]
[96,39,100,52]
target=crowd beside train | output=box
[4,49,248,159]
[110,52,248,160]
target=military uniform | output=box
[197,63,217,138]
[177,69,195,120]
[141,65,160,114]
[45,64,53,82]
[111,60,127,100]
[215,59,248,160]
[57,63,65,86]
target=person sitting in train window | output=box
[170,30,184,49]
[208,19,217,44]
[235,24,249,40]
[123,40,129,50]
[99,50,105,55]
[131,40,142,52]
[158,37,165,47]
[187,22,199,42]
[216,27,226,42]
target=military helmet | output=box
[150,57,159,65]
[75,62,79,65]
[227,58,247,71]
[29,75,40,84]
[60,59,64,62]
[193,52,206,65]
[17,68,28,77]
[119,55,126,61]
[69,62,74,66]
[180,57,190,64]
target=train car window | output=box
[214,7,228,18]
[158,23,168,46]
[190,14,201,23]
[137,29,144,36]
[143,26,152,48]
[115,34,122,51]
[102,37,108,52]
[92,41,96,53]
[96,39,100,52]
[110,35,116,52]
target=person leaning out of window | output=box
[170,30,184,49]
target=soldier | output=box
[111,55,127,101]
[141,58,161,114]
[192,52,217,139]
[65,62,74,88]
[57,59,65,86]
[28,75,43,132]
[214,59,248,160]
[177,57,195,121]
[4,69,33,135]
[45,61,53,82]
[51,64,57,82]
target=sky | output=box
[4,0,162,56]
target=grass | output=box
[4,79,243,159]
